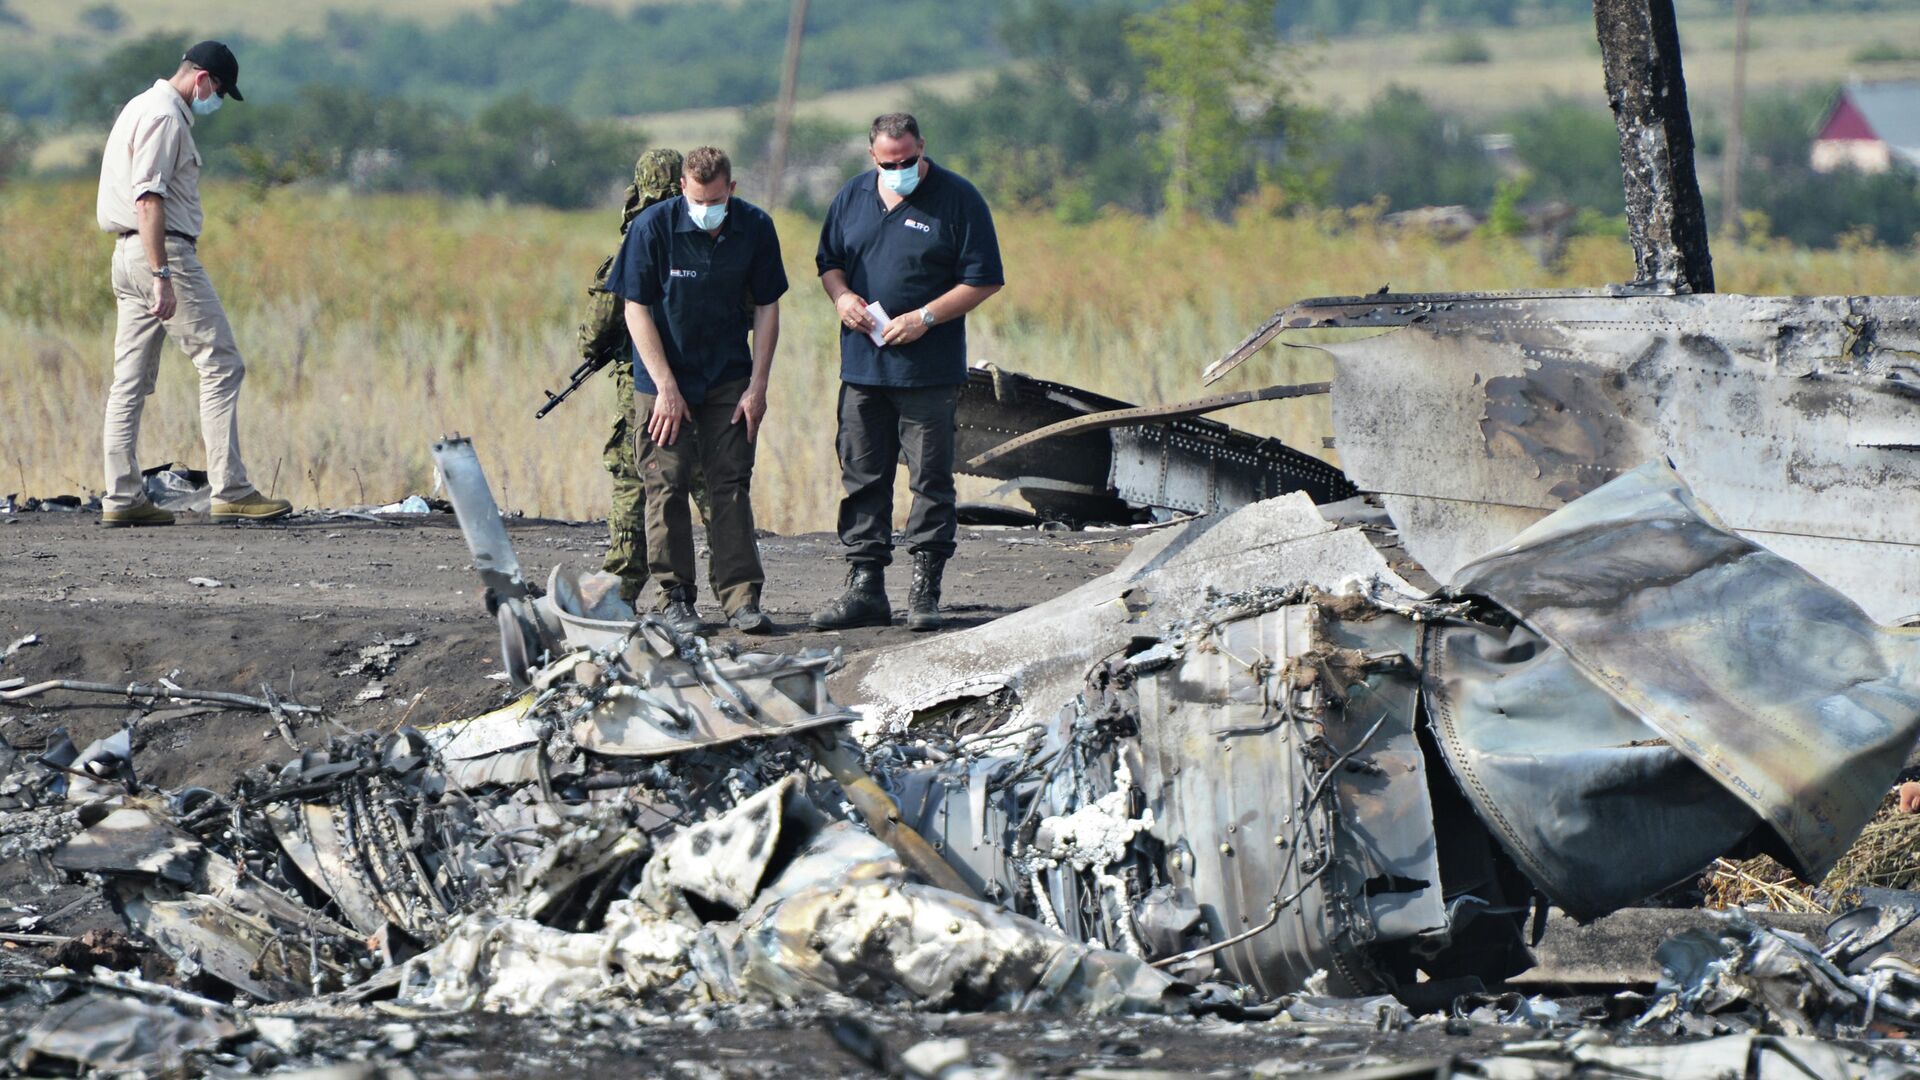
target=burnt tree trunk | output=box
[1593,0,1715,294]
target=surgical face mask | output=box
[687,198,727,231]
[192,79,223,116]
[879,163,921,197]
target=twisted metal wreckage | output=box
[17,2,1920,1073]
[17,418,1920,1045]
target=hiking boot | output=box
[809,564,891,630]
[660,586,704,637]
[907,553,947,633]
[210,491,293,523]
[728,603,773,634]
[101,502,175,528]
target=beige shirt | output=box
[96,80,203,238]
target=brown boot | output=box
[210,491,292,522]
[101,502,175,528]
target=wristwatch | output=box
[151,265,172,279]
[919,307,935,328]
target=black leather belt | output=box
[119,229,197,245]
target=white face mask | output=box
[687,198,728,231]
[879,160,923,197]
[192,77,222,116]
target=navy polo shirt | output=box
[815,160,1004,388]
[605,195,789,404]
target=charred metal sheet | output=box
[51,804,201,886]
[1129,605,1445,996]
[571,623,853,757]
[957,366,1351,523]
[837,491,1424,737]
[1424,621,1760,920]
[1593,0,1714,293]
[1227,291,1920,623]
[1451,461,1920,881]
[12,993,239,1074]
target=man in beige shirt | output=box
[95,40,290,526]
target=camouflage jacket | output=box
[578,148,683,369]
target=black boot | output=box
[660,585,704,637]
[907,553,946,633]
[809,563,891,630]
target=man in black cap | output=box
[95,41,291,527]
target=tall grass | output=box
[5,180,1920,532]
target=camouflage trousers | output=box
[603,363,710,604]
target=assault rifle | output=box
[534,355,608,419]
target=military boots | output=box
[907,553,947,633]
[809,563,891,630]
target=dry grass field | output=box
[4,179,1919,532]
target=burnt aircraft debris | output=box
[1204,289,1920,626]
[9,436,1920,1078]
[954,366,1354,525]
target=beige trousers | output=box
[104,234,252,510]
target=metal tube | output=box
[0,679,321,715]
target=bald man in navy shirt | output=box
[810,113,1004,633]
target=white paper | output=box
[864,301,891,347]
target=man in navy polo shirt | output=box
[809,113,1004,633]
[606,146,788,635]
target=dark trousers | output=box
[635,378,764,614]
[834,381,960,566]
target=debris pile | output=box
[9,444,1920,1075]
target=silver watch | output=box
[919,307,935,328]
[151,265,172,280]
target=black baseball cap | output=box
[182,40,243,101]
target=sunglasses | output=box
[874,153,920,171]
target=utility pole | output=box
[765,0,809,209]
[1720,0,1750,240]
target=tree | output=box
[1508,100,1622,212]
[911,0,1163,217]
[79,4,125,34]
[1126,0,1300,216]
[68,32,187,125]
[1320,86,1499,211]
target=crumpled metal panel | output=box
[841,491,1424,737]
[1275,291,1920,623]
[1450,460,1920,880]
[1423,621,1759,920]
[1130,605,1443,996]
[13,993,239,1074]
[573,629,853,757]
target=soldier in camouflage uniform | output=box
[580,148,707,603]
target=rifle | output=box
[534,354,610,419]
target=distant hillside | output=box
[0,0,1002,120]
[4,0,656,38]
[5,0,1910,47]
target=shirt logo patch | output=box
[669,268,699,278]
[903,218,932,234]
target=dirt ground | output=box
[0,508,1130,792]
